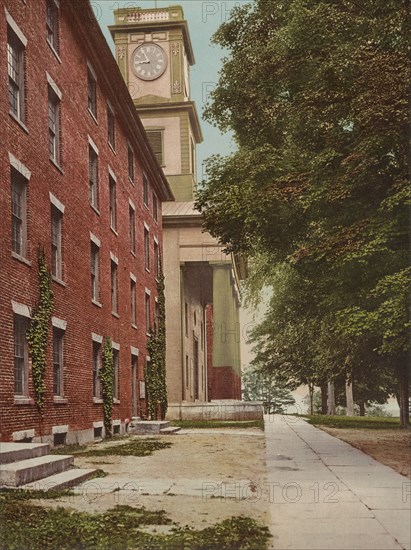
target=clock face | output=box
[132,43,167,81]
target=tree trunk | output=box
[321,383,328,415]
[309,383,314,415]
[345,379,354,416]
[327,381,336,415]
[398,364,410,427]
[359,401,366,416]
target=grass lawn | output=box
[303,415,406,430]
[0,490,271,550]
[171,419,265,430]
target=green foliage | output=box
[27,250,53,414]
[242,367,296,414]
[145,273,167,420]
[196,0,410,425]
[0,497,271,550]
[100,338,114,438]
[304,415,405,430]
[74,438,172,458]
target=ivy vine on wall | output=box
[27,250,54,414]
[145,273,167,420]
[101,337,114,437]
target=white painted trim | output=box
[145,288,151,296]
[110,252,119,264]
[87,135,99,155]
[12,300,31,318]
[52,317,67,330]
[49,192,65,213]
[107,99,114,113]
[87,61,97,81]
[91,333,103,343]
[108,165,116,181]
[128,198,135,210]
[12,429,34,441]
[146,356,151,362]
[130,272,137,283]
[93,421,104,428]
[5,9,27,46]
[131,346,139,357]
[90,232,101,247]
[154,236,159,244]
[144,222,150,231]
[8,153,31,180]
[112,341,120,351]
[46,73,62,99]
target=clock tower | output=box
[109,6,202,201]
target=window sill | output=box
[131,251,136,257]
[146,332,151,337]
[92,299,102,308]
[14,397,35,406]
[9,111,29,134]
[145,268,150,273]
[113,399,120,405]
[52,275,66,287]
[93,397,103,404]
[110,227,118,237]
[111,311,119,319]
[53,396,68,404]
[128,176,135,186]
[90,204,100,216]
[47,40,61,63]
[88,108,98,124]
[12,252,31,267]
[144,203,149,210]
[131,323,137,330]
[50,157,63,174]
[108,142,116,154]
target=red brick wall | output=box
[0,2,163,440]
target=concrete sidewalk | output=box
[264,415,410,550]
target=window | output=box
[89,145,98,210]
[46,0,59,54]
[53,327,64,396]
[48,86,60,164]
[191,138,196,174]
[87,65,97,118]
[113,348,119,400]
[92,340,101,398]
[131,278,137,326]
[185,355,189,388]
[143,174,149,206]
[11,168,27,258]
[14,315,28,395]
[51,205,63,279]
[129,205,135,254]
[128,145,134,183]
[109,175,116,231]
[154,240,159,279]
[145,293,151,333]
[153,193,158,222]
[144,227,150,271]
[184,302,188,336]
[201,320,204,350]
[7,25,25,123]
[111,259,118,314]
[91,241,99,302]
[107,104,115,149]
[146,130,163,165]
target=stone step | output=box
[128,420,171,435]
[0,454,74,487]
[20,468,97,492]
[159,426,181,435]
[0,442,50,465]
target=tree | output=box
[196,0,410,425]
[242,367,296,414]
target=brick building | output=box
[0,0,173,444]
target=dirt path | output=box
[320,427,411,478]
[42,429,269,530]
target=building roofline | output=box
[65,0,174,202]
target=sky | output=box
[94,0,246,181]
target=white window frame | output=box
[52,325,64,396]
[13,313,29,396]
[88,139,99,211]
[109,170,117,232]
[87,62,97,119]
[6,12,27,125]
[90,234,100,304]
[129,200,136,254]
[46,0,60,55]
[107,101,115,150]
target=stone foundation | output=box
[165,400,263,421]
